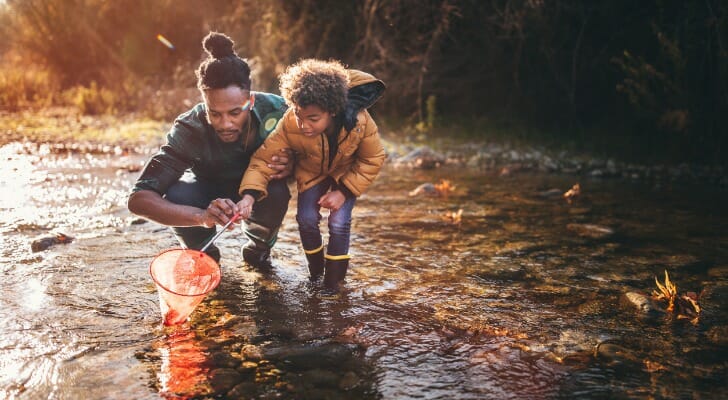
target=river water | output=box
[0,141,726,399]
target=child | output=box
[236,59,386,290]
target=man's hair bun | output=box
[202,32,235,59]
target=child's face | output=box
[293,105,335,137]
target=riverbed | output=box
[1,141,726,399]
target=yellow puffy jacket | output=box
[239,70,386,199]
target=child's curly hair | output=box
[279,59,349,114]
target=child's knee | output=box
[328,216,352,234]
[296,211,321,229]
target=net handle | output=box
[200,213,240,252]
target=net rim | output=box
[148,247,222,297]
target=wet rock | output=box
[265,322,296,339]
[552,329,598,356]
[241,344,263,361]
[339,371,360,390]
[707,266,728,279]
[263,344,355,371]
[595,342,641,364]
[210,351,241,369]
[301,369,340,387]
[209,368,243,394]
[475,265,527,281]
[395,146,446,169]
[498,163,526,176]
[706,326,728,346]
[577,300,607,316]
[227,381,259,400]
[237,361,258,374]
[200,336,235,349]
[559,352,594,366]
[408,183,437,197]
[537,188,563,198]
[566,223,614,239]
[30,232,74,252]
[622,291,663,314]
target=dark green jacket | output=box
[132,92,287,195]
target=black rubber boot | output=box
[205,245,221,264]
[323,257,349,291]
[241,244,272,270]
[304,247,325,281]
[241,221,276,269]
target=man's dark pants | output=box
[164,174,290,263]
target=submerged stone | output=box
[706,326,728,346]
[339,371,361,390]
[566,223,614,239]
[30,232,74,252]
[622,292,663,314]
[263,344,356,371]
[209,368,243,394]
[595,342,641,364]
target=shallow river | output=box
[0,142,726,399]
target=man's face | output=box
[293,104,334,138]
[203,85,254,143]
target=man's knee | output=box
[165,180,208,208]
[264,179,291,203]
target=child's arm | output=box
[238,115,293,201]
[337,111,386,196]
[236,194,256,220]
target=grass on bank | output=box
[0,106,719,169]
[0,108,169,149]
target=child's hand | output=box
[318,190,345,211]
[236,194,256,220]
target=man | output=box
[127,32,292,266]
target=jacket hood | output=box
[347,69,386,110]
[344,69,385,131]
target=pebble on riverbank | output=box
[30,232,74,252]
[385,143,728,187]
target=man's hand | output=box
[235,194,256,220]
[268,148,295,179]
[203,198,239,229]
[318,190,346,211]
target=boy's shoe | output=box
[323,256,349,291]
[304,246,325,281]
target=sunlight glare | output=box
[23,278,48,310]
[156,34,175,50]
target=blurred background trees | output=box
[1,0,726,163]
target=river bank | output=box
[3,109,726,189]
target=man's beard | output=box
[217,129,240,142]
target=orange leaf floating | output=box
[563,183,580,204]
[442,209,463,225]
[651,270,701,323]
[434,179,456,197]
[652,270,677,312]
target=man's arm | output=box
[268,148,295,179]
[128,190,238,228]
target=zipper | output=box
[304,132,327,185]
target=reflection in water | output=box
[158,328,211,399]
[0,143,727,399]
